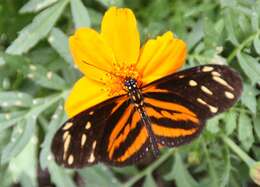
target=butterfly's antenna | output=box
[82,60,126,81]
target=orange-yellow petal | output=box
[137,31,187,85]
[65,76,111,117]
[101,7,140,66]
[69,28,116,82]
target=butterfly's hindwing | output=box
[142,65,242,147]
[101,103,150,166]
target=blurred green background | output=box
[0,0,260,186]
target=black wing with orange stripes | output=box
[51,95,128,168]
[51,95,150,168]
[142,64,242,147]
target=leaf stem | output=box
[227,30,260,63]
[123,149,175,187]
[221,134,255,167]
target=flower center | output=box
[102,64,141,97]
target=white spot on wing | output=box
[201,85,213,95]
[189,80,198,87]
[225,91,235,99]
[211,71,221,76]
[197,98,218,113]
[81,134,87,147]
[63,122,73,130]
[68,155,74,165]
[86,122,91,129]
[202,66,214,72]
[63,134,71,160]
[88,152,95,163]
[212,76,234,90]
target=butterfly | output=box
[51,64,242,168]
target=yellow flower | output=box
[66,7,187,117]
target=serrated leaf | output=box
[238,112,254,151]
[48,161,76,187]
[19,0,58,13]
[253,37,260,55]
[0,92,33,108]
[237,53,260,85]
[241,83,257,114]
[40,103,65,169]
[1,117,36,164]
[6,0,69,55]
[143,174,157,187]
[224,111,237,135]
[48,28,73,65]
[79,164,121,187]
[71,0,91,28]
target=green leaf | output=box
[7,132,37,186]
[224,111,237,135]
[6,0,69,55]
[4,54,67,90]
[1,117,36,164]
[237,53,260,85]
[79,164,121,187]
[20,172,34,187]
[40,103,65,169]
[143,174,157,187]
[164,153,199,187]
[223,9,239,46]
[48,28,73,65]
[206,114,224,134]
[0,92,33,108]
[238,112,254,151]
[0,111,27,131]
[253,37,260,55]
[19,0,58,13]
[48,161,76,187]
[71,0,91,28]
[96,0,123,7]
[241,83,258,114]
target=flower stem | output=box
[123,149,175,187]
[221,135,255,167]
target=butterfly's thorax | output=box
[124,78,144,107]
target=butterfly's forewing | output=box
[51,95,127,168]
[142,65,242,147]
[52,95,150,167]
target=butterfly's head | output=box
[124,78,138,91]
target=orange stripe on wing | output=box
[145,98,197,117]
[145,104,199,124]
[152,124,197,137]
[108,105,133,150]
[116,127,148,162]
[108,111,140,159]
